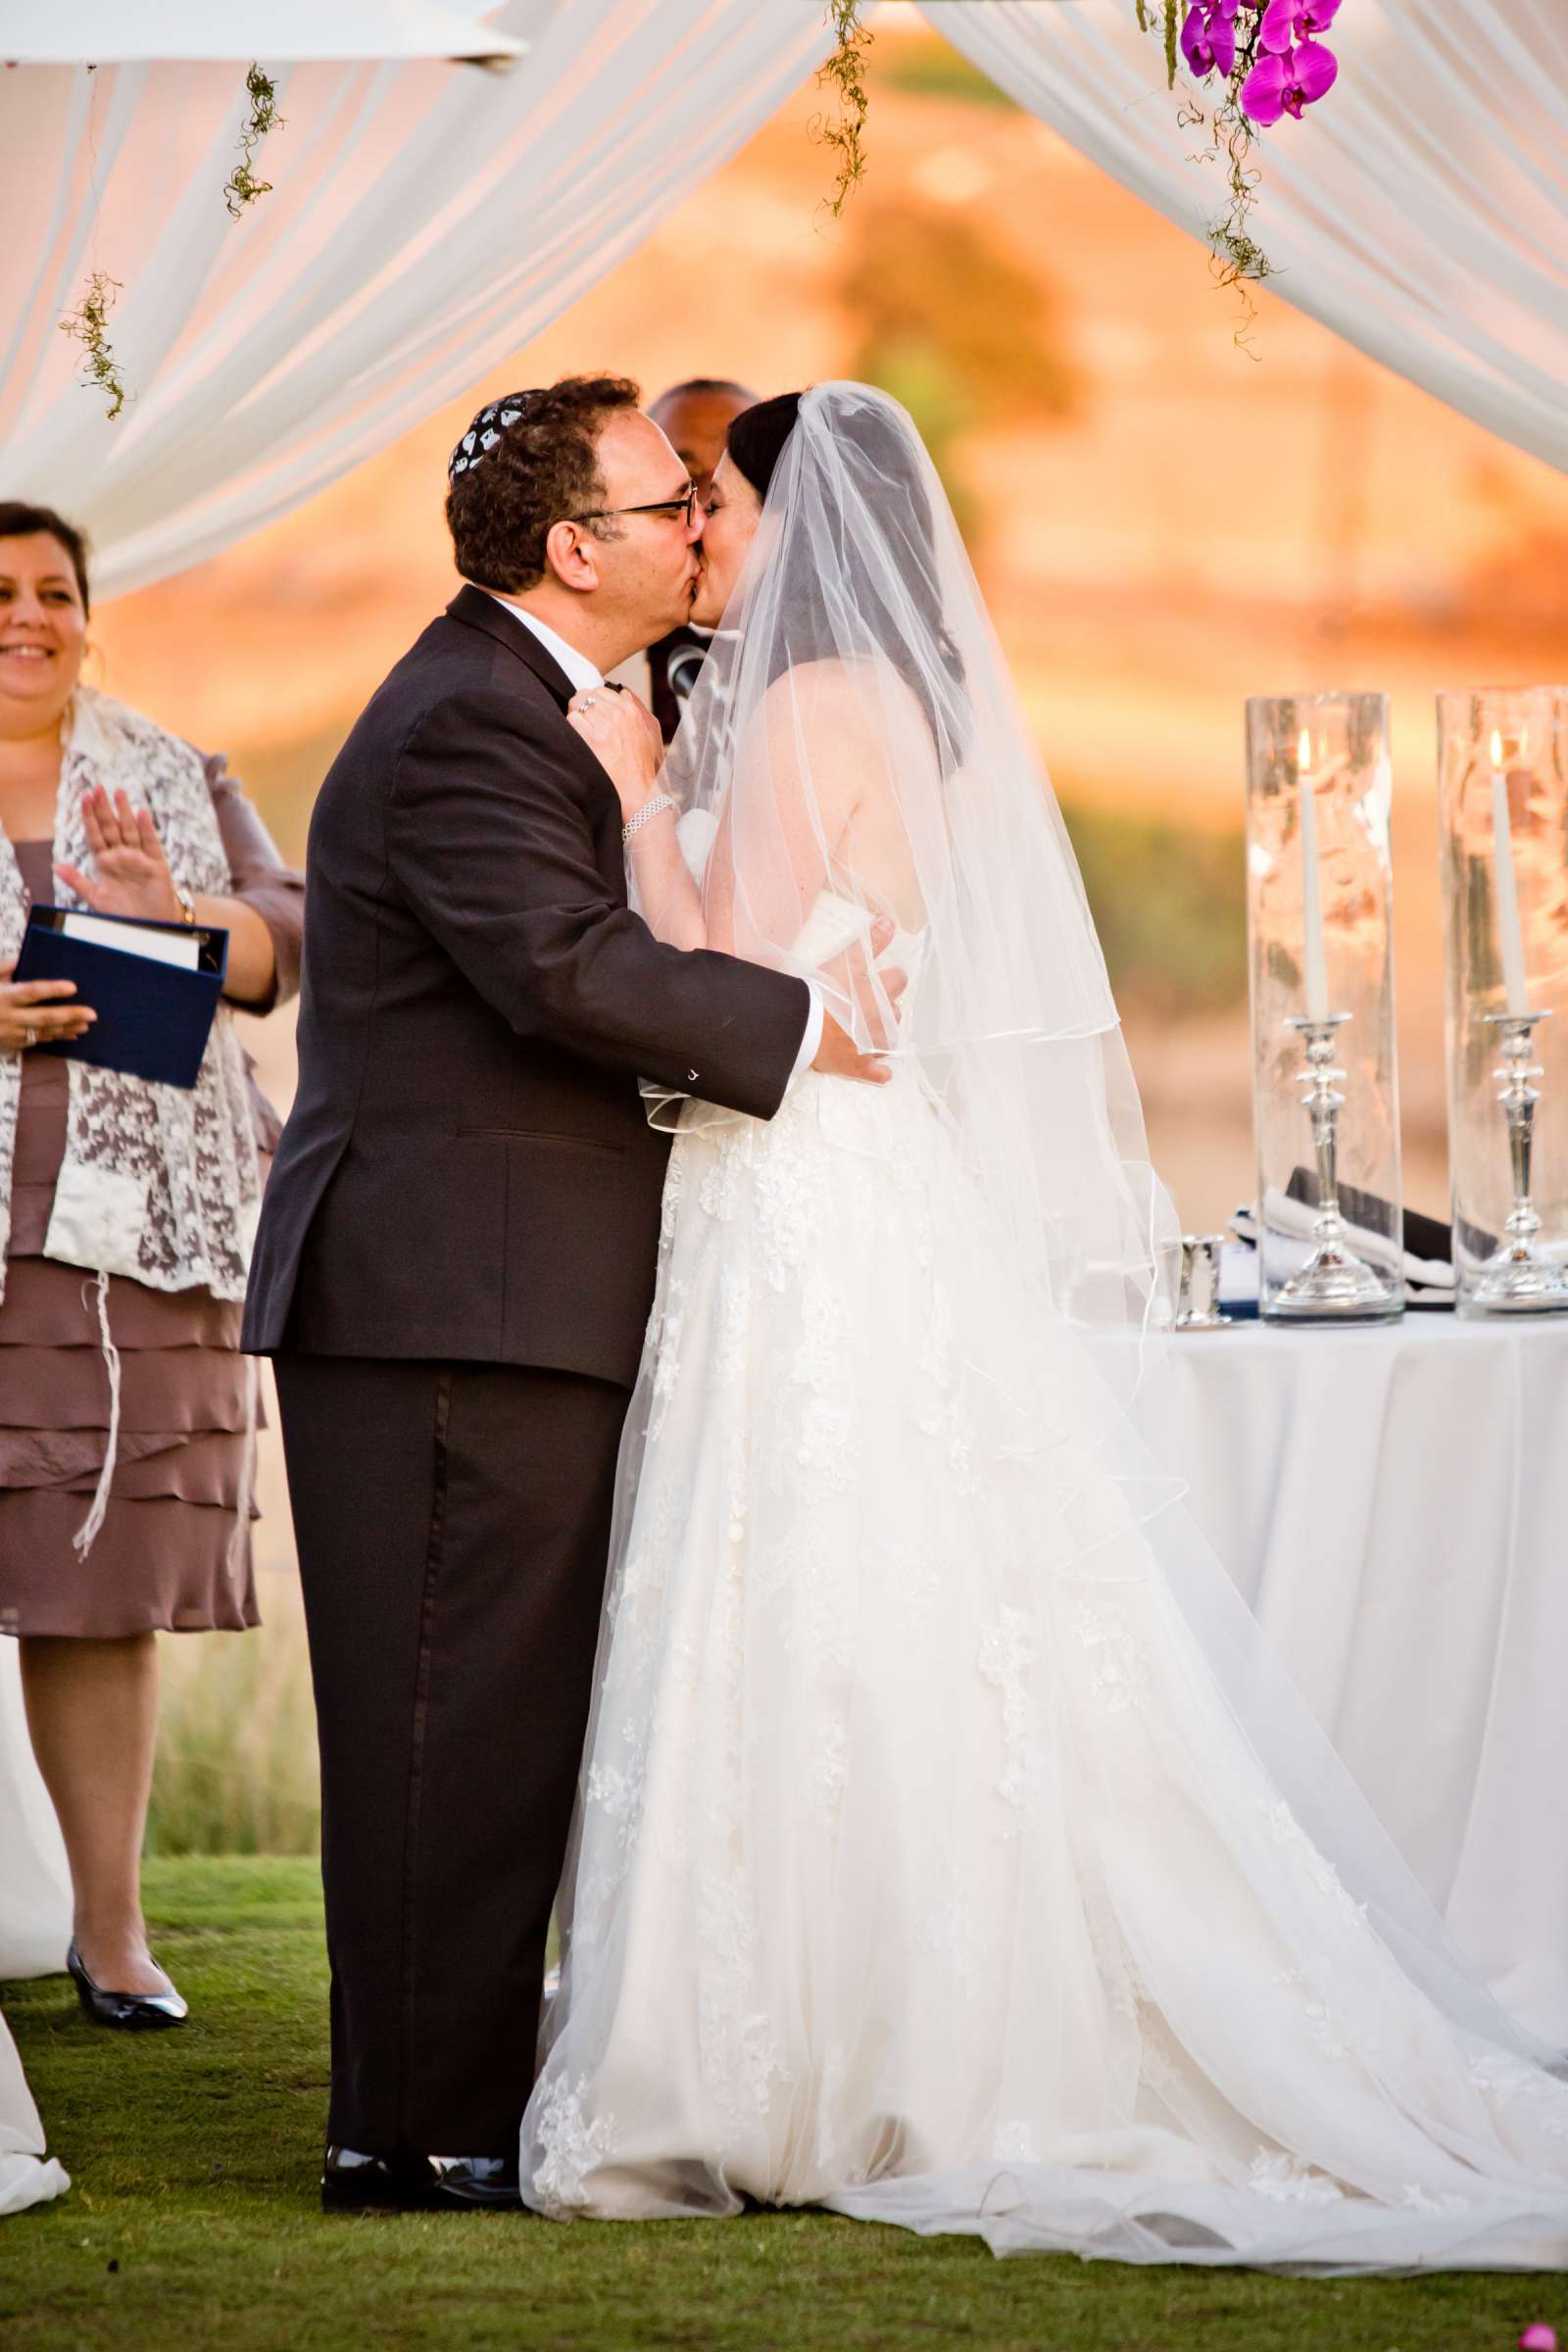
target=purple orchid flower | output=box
[1242,34,1339,121]
[1181,0,1239,79]
[1180,5,1230,77]
[1259,0,1342,53]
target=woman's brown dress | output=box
[0,760,302,1639]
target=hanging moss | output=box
[1209,96,1277,345]
[59,270,128,420]
[224,65,282,219]
[812,0,873,219]
[1136,5,1280,304]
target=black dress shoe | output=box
[431,2154,523,2209]
[321,2146,442,2214]
[67,1939,188,2031]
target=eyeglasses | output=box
[573,482,700,530]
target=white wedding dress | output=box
[519,385,1568,2269]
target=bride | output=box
[520,381,1568,2269]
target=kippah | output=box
[447,390,543,484]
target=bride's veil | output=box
[662,379,1175,1338]
[557,381,1555,2106]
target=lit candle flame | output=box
[1298,727,1312,773]
[1491,729,1504,770]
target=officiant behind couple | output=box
[248,374,1568,2267]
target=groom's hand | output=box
[811,913,907,1085]
[812,1011,893,1086]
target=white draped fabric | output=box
[0,0,831,599]
[923,0,1568,480]
[2,3,1562,598]
[0,1644,72,1984]
[0,0,524,68]
[0,1645,72,2217]
[0,2016,69,2219]
[1129,1318,1568,2046]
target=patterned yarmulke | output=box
[447,391,542,484]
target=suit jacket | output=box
[242,586,808,1386]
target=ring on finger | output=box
[23,1026,37,1049]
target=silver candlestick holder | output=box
[1269,1013,1398,1320]
[1248,693,1403,1328]
[1473,1009,1568,1311]
[1175,1233,1233,1331]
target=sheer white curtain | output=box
[925,0,1568,479]
[4,0,524,68]
[0,0,830,599]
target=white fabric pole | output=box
[922,0,1568,479]
[0,1643,71,1983]
[0,1,830,599]
[0,1,524,67]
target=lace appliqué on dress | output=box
[1248,2149,1345,2206]
[530,2076,618,2215]
[1076,1601,1149,1714]
[978,1606,1046,1828]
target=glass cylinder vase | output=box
[1246,693,1403,1325]
[1437,686,1568,1316]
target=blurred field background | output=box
[100,15,1568,1851]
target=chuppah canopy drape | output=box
[925,0,1568,480]
[0,0,832,599]
[1,1,1563,601]
[0,0,526,68]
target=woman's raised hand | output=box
[566,686,664,821]
[0,960,95,1054]
[54,787,183,926]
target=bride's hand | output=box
[566,686,663,821]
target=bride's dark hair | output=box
[724,392,804,506]
[725,391,969,766]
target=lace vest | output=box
[0,688,262,1307]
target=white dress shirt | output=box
[484,593,823,1092]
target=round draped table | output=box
[1131,1313,1568,2044]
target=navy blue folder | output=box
[14,906,229,1091]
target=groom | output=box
[243,376,891,2211]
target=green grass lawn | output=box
[3,1858,1562,2352]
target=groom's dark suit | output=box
[243,586,808,2156]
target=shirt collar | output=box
[484,594,603,696]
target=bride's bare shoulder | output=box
[759,653,918,735]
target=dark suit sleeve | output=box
[385,687,810,1121]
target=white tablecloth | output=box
[1132,1315,1568,2043]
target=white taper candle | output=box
[1489,730,1531,1018]
[1298,728,1330,1023]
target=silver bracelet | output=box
[622,793,677,845]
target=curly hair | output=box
[0,500,92,615]
[444,374,641,595]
